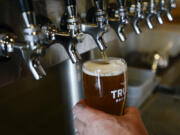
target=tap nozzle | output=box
[108,0,128,42]
[17,0,47,80]
[78,0,107,51]
[156,0,166,24]
[167,0,176,21]
[41,25,82,63]
[29,48,46,80]
[68,38,82,63]
[129,0,144,35]
[145,0,157,29]
[81,23,107,51]
[132,18,141,35]
[156,0,175,24]
[0,32,46,80]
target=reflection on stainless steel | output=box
[0,58,84,135]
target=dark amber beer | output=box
[82,58,127,115]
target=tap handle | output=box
[65,0,71,6]
[65,0,76,6]
[72,0,76,6]
[66,0,77,17]
[149,0,156,7]
[19,0,36,27]
[135,0,141,5]
[19,0,33,13]
[117,0,125,7]
[159,0,166,7]
[94,0,103,10]
[170,0,176,9]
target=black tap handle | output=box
[136,0,140,4]
[65,0,76,6]
[117,0,124,7]
[94,0,103,10]
[19,0,33,13]
[72,0,76,6]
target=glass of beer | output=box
[82,57,127,115]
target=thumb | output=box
[124,107,140,115]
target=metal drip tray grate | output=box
[141,92,180,135]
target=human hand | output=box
[73,100,149,135]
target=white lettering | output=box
[117,89,123,97]
[111,90,117,99]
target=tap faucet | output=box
[0,0,47,80]
[156,0,176,24]
[40,0,82,64]
[19,0,47,80]
[0,32,46,80]
[108,0,129,42]
[167,0,176,20]
[60,0,82,63]
[0,0,82,79]
[41,24,81,64]
[129,0,144,35]
[81,0,108,51]
[144,0,157,29]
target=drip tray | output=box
[141,92,180,135]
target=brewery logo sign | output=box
[111,88,126,103]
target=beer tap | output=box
[56,0,82,63]
[0,0,46,80]
[145,0,157,29]
[40,0,82,63]
[167,0,176,20]
[19,0,47,80]
[170,0,176,10]
[129,0,144,35]
[156,0,176,24]
[108,0,129,42]
[81,0,108,51]
[41,24,81,64]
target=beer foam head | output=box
[83,58,127,76]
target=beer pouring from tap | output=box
[81,0,108,52]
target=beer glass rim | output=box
[82,57,127,77]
